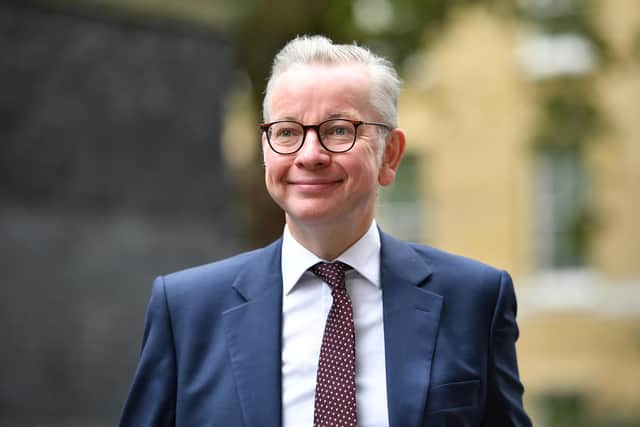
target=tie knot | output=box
[311,261,348,292]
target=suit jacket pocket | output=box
[427,379,481,413]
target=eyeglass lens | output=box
[268,119,356,153]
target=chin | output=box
[286,206,343,226]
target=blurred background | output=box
[1,0,638,425]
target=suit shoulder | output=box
[410,242,503,275]
[160,239,281,295]
[404,242,514,317]
[406,241,511,296]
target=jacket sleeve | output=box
[481,271,532,427]
[119,276,177,427]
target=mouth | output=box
[288,179,343,192]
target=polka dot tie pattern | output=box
[311,261,357,427]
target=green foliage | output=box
[531,80,604,268]
[515,0,608,61]
[232,0,517,98]
[539,392,590,427]
[533,81,603,148]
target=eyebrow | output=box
[274,112,357,122]
[327,112,356,120]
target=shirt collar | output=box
[281,221,381,295]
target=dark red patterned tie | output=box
[311,261,357,427]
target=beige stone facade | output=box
[387,4,640,425]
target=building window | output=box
[377,152,423,242]
[534,144,589,269]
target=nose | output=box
[294,127,330,169]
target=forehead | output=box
[268,63,373,120]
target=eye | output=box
[332,126,349,136]
[270,123,302,139]
[322,120,355,139]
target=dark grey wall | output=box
[0,3,248,425]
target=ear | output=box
[378,128,406,187]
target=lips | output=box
[289,179,341,185]
[288,178,343,192]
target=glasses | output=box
[260,118,392,154]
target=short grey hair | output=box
[262,35,401,128]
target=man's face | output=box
[263,63,400,233]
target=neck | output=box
[286,216,374,261]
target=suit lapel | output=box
[222,240,283,427]
[380,232,443,427]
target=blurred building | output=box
[379,2,640,426]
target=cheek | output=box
[345,156,379,186]
[264,156,288,184]
[362,143,384,175]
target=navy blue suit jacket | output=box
[120,231,531,427]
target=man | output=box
[120,35,531,427]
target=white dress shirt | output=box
[281,221,389,427]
